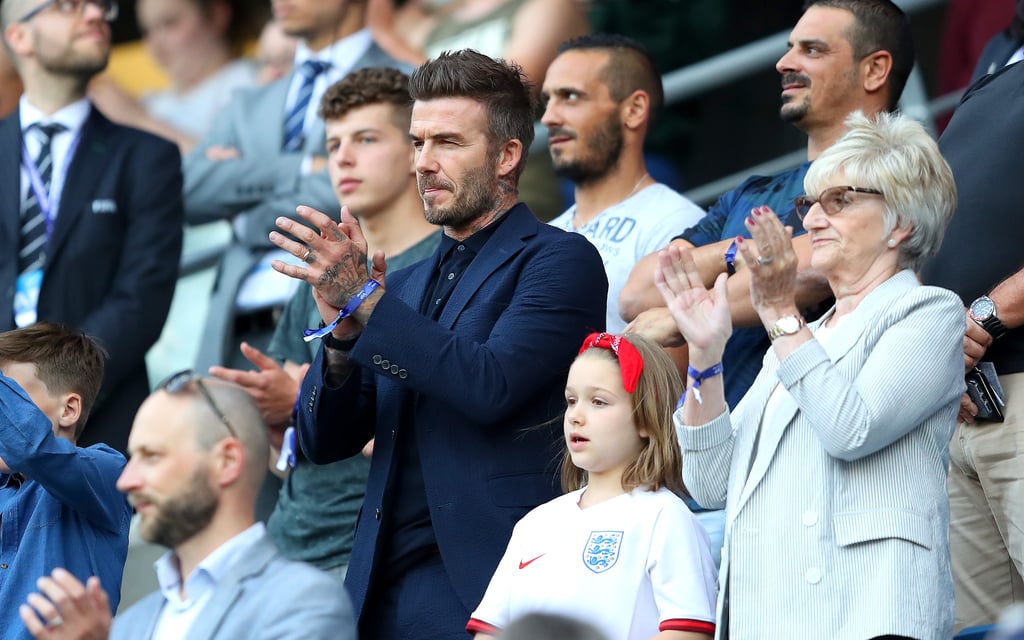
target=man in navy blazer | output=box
[0,0,183,454]
[270,50,607,638]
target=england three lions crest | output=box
[582,531,623,574]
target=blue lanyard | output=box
[20,130,81,239]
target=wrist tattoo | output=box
[324,348,353,386]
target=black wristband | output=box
[323,332,359,351]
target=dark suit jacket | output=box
[0,106,183,453]
[297,204,607,623]
[971,30,1023,83]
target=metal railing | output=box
[531,0,953,207]
[183,0,955,276]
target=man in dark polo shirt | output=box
[268,50,607,638]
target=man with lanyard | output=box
[0,0,184,454]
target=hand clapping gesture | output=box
[739,206,800,322]
[654,244,732,367]
[269,205,387,332]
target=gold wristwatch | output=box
[768,315,805,341]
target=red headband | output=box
[578,332,644,393]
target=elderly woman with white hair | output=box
[656,111,964,640]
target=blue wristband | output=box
[724,240,738,276]
[686,362,723,405]
[303,279,380,343]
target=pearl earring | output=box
[887,238,897,248]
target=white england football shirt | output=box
[468,486,718,639]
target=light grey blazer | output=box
[110,534,355,640]
[182,43,405,247]
[678,270,965,640]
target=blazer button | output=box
[374,508,382,521]
[372,355,382,365]
[801,509,818,527]
[390,365,399,374]
[805,567,822,584]
[391,429,397,440]
[380,359,390,369]
[398,369,408,379]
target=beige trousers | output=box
[950,371,1024,631]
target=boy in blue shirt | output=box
[0,322,131,639]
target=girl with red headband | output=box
[466,332,718,640]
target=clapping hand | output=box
[271,206,387,333]
[654,244,732,366]
[739,206,800,318]
[19,569,110,640]
[270,206,373,310]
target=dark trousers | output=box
[360,554,471,640]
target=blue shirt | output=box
[677,162,812,408]
[0,375,131,640]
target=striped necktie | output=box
[282,60,330,152]
[19,122,66,274]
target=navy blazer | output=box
[297,204,607,622]
[0,107,183,453]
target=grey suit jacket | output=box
[678,270,964,640]
[111,534,354,640]
[182,42,404,247]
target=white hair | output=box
[804,110,956,270]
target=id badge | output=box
[14,269,43,327]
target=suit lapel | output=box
[726,362,783,520]
[438,204,532,329]
[728,270,920,518]
[139,594,167,640]
[45,107,107,267]
[1,113,22,257]
[184,535,277,640]
[257,74,292,152]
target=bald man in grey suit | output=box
[20,376,354,640]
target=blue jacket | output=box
[0,374,130,640]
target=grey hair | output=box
[804,110,956,270]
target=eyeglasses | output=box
[794,185,884,220]
[159,369,238,440]
[19,0,119,23]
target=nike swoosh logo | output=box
[518,554,545,570]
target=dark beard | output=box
[778,72,810,124]
[779,98,810,123]
[550,115,623,186]
[138,470,219,549]
[420,162,499,228]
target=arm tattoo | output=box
[324,347,354,388]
